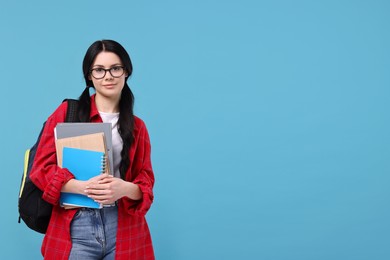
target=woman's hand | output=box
[84,174,142,205]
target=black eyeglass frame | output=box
[89,66,126,79]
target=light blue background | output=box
[1,1,389,259]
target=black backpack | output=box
[18,99,79,233]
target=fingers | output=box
[86,190,115,204]
[85,174,113,188]
[85,187,112,200]
[97,175,115,184]
[84,175,120,205]
[84,177,114,195]
[90,173,112,182]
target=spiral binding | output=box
[101,155,107,174]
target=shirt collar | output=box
[89,94,102,121]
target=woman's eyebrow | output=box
[92,63,122,68]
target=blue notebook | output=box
[60,147,106,209]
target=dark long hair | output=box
[78,40,134,179]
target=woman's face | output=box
[89,51,127,101]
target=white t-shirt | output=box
[99,111,122,178]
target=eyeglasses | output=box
[90,66,125,79]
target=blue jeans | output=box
[69,206,118,260]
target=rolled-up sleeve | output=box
[122,118,155,216]
[30,102,75,205]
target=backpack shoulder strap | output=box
[63,99,80,122]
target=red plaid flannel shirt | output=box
[30,95,155,259]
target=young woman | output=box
[30,40,155,259]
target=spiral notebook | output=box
[60,147,106,209]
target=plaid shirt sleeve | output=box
[120,116,155,217]
[30,102,75,205]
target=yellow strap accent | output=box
[19,149,30,198]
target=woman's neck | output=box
[95,94,120,113]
